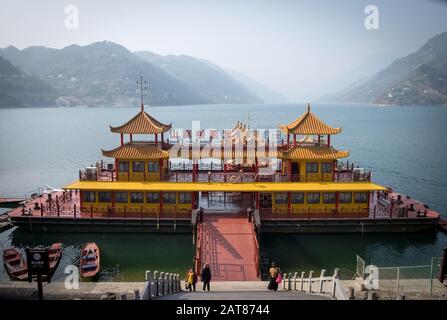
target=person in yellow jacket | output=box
[186,268,198,292]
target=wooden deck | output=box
[200,215,259,281]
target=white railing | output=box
[142,270,181,300]
[282,268,348,299]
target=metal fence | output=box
[355,255,447,300]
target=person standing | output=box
[201,263,212,292]
[268,262,281,291]
[186,268,197,292]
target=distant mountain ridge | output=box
[0,56,56,107]
[135,51,261,104]
[321,31,447,106]
[0,41,280,107]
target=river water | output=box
[0,103,446,281]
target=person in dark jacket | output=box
[267,262,281,291]
[201,263,212,292]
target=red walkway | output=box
[200,215,259,281]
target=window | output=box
[98,192,111,203]
[130,192,144,203]
[115,192,128,203]
[148,161,159,172]
[291,192,305,204]
[146,192,159,203]
[275,193,288,205]
[118,161,129,172]
[132,161,145,172]
[306,162,319,174]
[307,192,320,204]
[82,191,95,202]
[339,192,352,204]
[354,192,368,203]
[323,192,336,204]
[321,162,333,173]
[163,192,176,204]
[178,192,192,204]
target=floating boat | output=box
[2,243,63,281]
[80,242,100,277]
[48,242,63,271]
[2,248,28,281]
[0,197,25,208]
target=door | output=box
[291,162,300,182]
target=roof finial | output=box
[137,74,147,111]
[307,102,311,112]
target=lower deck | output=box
[6,187,441,233]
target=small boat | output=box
[80,243,100,277]
[48,242,63,271]
[3,248,28,281]
[0,198,25,208]
[2,243,63,281]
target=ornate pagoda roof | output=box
[109,105,172,134]
[279,103,341,135]
[102,142,169,159]
[282,145,349,160]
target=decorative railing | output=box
[281,268,348,300]
[142,271,182,300]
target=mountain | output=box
[324,31,447,106]
[0,56,56,107]
[135,51,261,104]
[0,42,211,107]
[225,69,286,103]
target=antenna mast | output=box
[137,75,147,111]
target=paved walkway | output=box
[157,290,329,300]
[201,215,258,281]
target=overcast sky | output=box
[1,0,447,101]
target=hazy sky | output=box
[1,0,447,101]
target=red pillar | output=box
[367,191,371,216]
[159,191,163,216]
[155,133,158,145]
[335,191,339,214]
[120,133,124,146]
[161,132,164,144]
[288,192,291,214]
[289,160,292,181]
[159,159,163,180]
[287,134,290,148]
[332,160,336,182]
[293,134,296,146]
[327,135,331,146]
[111,191,115,212]
[318,135,321,144]
[130,134,133,143]
[115,158,118,181]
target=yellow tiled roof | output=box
[102,143,169,159]
[110,109,171,134]
[279,104,342,135]
[282,145,349,160]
